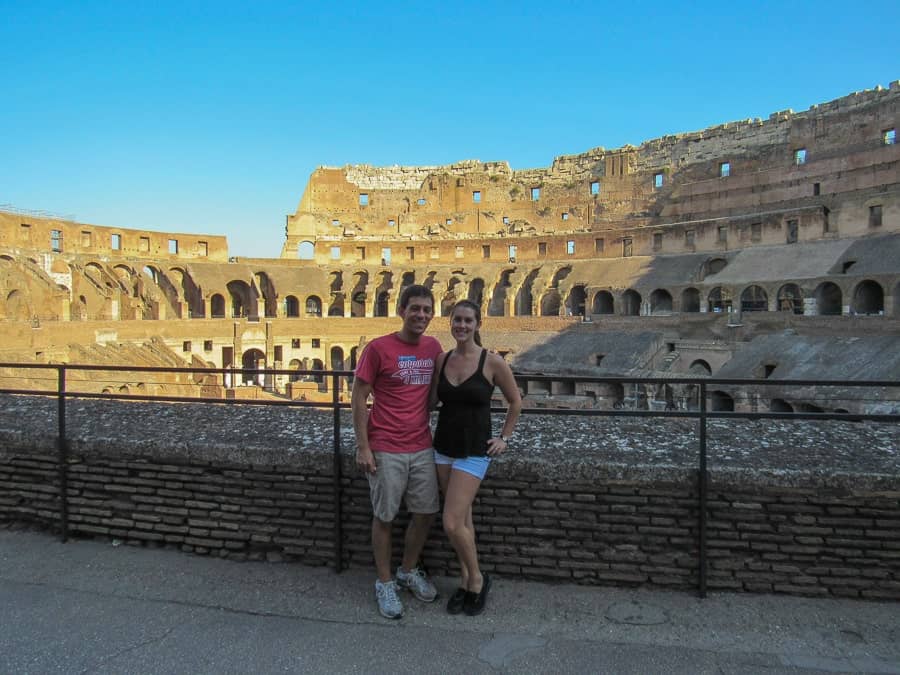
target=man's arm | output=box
[351,376,377,474]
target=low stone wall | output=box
[1,397,897,600]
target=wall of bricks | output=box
[1,442,898,600]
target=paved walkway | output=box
[1,528,898,674]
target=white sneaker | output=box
[396,566,438,602]
[375,579,403,619]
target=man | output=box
[351,284,442,619]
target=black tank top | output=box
[433,349,493,458]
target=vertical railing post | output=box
[57,365,69,543]
[332,371,343,573]
[698,381,708,598]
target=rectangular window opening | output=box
[291,338,301,349]
[406,246,415,260]
[538,242,547,256]
[311,338,321,348]
[869,204,882,228]
[561,212,569,221]
[566,240,575,255]
[198,241,208,256]
[168,239,178,254]
[717,226,727,243]
[139,236,150,252]
[430,246,439,260]
[417,198,426,206]
[813,182,820,196]
[472,191,481,203]
[590,181,600,195]
[786,219,798,244]
[653,233,663,251]
[359,193,369,206]
[81,231,92,247]
[50,230,63,252]
[482,245,490,259]
[719,161,731,178]
[356,246,366,260]
[455,245,464,259]
[330,246,341,260]
[111,233,121,250]
[182,341,191,352]
[502,216,509,225]
[531,187,541,201]
[654,172,664,189]
[751,222,762,241]
[381,247,391,265]
[883,128,896,146]
[595,238,605,253]
[508,245,517,262]
[204,340,213,352]
[685,230,695,248]
[623,237,633,257]
[794,148,807,165]
[274,345,283,362]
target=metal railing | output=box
[0,362,897,597]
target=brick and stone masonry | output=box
[0,396,897,600]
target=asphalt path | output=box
[1,529,898,674]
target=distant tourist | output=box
[430,300,522,615]
[351,284,442,619]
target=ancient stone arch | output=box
[814,281,842,316]
[681,287,700,312]
[226,280,253,319]
[777,283,803,314]
[710,390,734,411]
[540,289,561,316]
[210,293,226,318]
[297,241,315,260]
[689,359,712,375]
[284,295,300,317]
[254,272,277,318]
[740,285,768,312]
[566,285,587,317]
[649,288,673,314]
[707,287,732,313]
[698,257,728,281]
[328,293,345,316]
[467,278,485,313]
[5,289,30,321]
[621,289,642,316]
[514,269,540,316]
[592,290,614,314]
[851,279,884,315]
[305,295,322,316]
[488,269,514,317]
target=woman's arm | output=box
[428,351,447,411]
[486,353,522,455]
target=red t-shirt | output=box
[355,332,442,453]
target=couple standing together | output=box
[351,284,522,619]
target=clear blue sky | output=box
[2,1,898,258]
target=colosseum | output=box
[1,83,898,413]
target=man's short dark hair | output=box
[399,284,434,309]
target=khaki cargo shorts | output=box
[367,447,439,522]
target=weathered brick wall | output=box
[2,441,897,600]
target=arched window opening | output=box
[540,290,561,316]
[375,291,390,317]
[770,398,794,413]
[681,287,700,313]
[689,360,712,376]
[851,280,884,315]
[621,289,641,316]
[297,241,314,260]
[329,294,345,317]
[592,291,614,315]
[351,291,367,317]
[467,278,485,308]
[649,289,673,314]
[566,285,587,317]
[777,284,803,314]
[710,390,734,411]
[288,359,302,382]
[815,282,842,316]
[305,295,322,317]
[241,349,266,385]
[707,287,732,313]
[488,270,513,317]
[211,293,226,318]
[740,285,768,312]
[284,295,299,317]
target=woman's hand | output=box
[486,437,508,457]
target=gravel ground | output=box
[0,394,896,482]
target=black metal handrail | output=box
[0,361,897,598]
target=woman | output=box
[430,300,522,616]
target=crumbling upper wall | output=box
[283,82,900,262]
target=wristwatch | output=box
[499,434,511,443]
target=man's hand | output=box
[356,447,377,474]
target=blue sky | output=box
[2,1,898,258]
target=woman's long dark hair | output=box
[451,300,482,346]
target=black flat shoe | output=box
[446,587,467,614]
[464,574,491,616]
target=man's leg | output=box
[401,511,435,571]
[372,517,394,582]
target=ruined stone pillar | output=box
[803,298,818,316]
[204,296,212,319]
